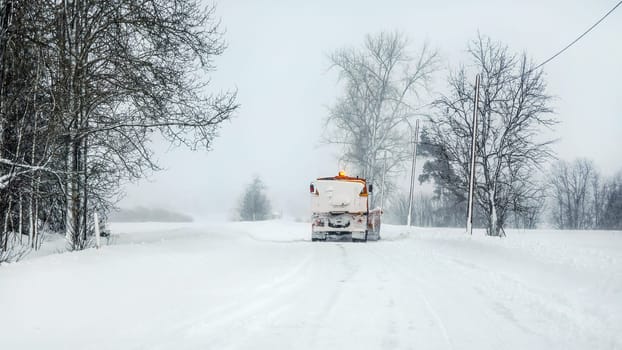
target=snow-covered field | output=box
[1,221,621,349]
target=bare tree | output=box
[387,191,463,227]
[0,0,238,255]
[324,32,438,205]
[549,159,608,230]
[590,169,608,229]
[421,35,556,236]
[50,0,238,250]
[500,181,546,229]
[0,0,65,259]
[603,171,622,230]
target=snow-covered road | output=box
[1,221,621,349]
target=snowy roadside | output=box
[1,220,620,349]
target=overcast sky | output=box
[119,0,622,220]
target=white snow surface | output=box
[1,221,621,349]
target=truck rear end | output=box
[310,171,379,242]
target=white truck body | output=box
[310,173,380,241]
[311,180,367,214]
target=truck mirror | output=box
[368,184,373,193]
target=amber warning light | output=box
[338,170,346,177]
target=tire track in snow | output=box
[392,238,620,349]
[304,243,361,349]
[362,242,455,350]
[138,248,315,350]
[159,242,357,350]
[221,242,361,350]
[381,239,562,348]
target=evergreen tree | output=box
[238,176,271,221]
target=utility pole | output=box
[380,151,387,210]
[407,119,419,227]
[466,74,480,235]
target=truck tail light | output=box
[310,183,315,193]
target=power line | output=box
[409,2,621,117]
[534,0,622,70]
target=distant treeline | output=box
[386,158,622,231]
[109,207,193,223]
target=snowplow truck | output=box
[310,171,381,242]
